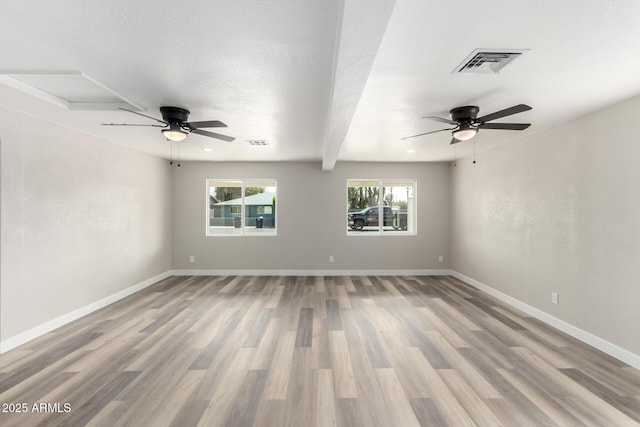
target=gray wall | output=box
[172,161,450,271]
[0,107,173,341]
[450,95,640,356]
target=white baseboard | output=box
[450,270,640,371]
[0,270,174,354]
[171,269,451,276]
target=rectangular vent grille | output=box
[454,49,528,74]
[247,140,268,146]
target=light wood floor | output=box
[1,275,639,426]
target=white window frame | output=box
[346,179,417,236]
[206,179,277,237]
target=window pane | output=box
[382,182,414,232]
[347,180,380,233]
[244,181,276,235]
[208,180,242,235]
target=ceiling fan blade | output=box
[480,122,531,130]
[191,128,236,142]
[401,127,456,140]
[423,115,458,125]
[187,120,227,129]
[101,123,166,127]
[450,137,461,145]
[477,104,532,123]
[118,107,167,125]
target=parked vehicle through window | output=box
[346,179,416,235]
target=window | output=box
[347,179,416,235]
[207,179,277,236]
[257,205,273,215]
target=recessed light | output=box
[203,148,213,152]
[407,149,416,153]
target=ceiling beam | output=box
[321,0,396,171]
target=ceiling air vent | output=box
[454,49,528,74]
[247,140,268,146]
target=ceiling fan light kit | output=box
[162,123,188,142]
[452,124,478,141]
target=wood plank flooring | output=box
[1,275,639,426]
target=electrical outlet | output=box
[551,292,559,305]
[189,255,195,264]
[329,255,334,263]
[438,255,444,263]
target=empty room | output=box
[1,0,640,426]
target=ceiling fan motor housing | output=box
[450,106,479,121]
[160,106,190,124]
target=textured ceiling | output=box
[1,0,640,170]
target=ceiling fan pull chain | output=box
[169,141,174,165]
[454,145,457,167]
[473,140,477,164]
